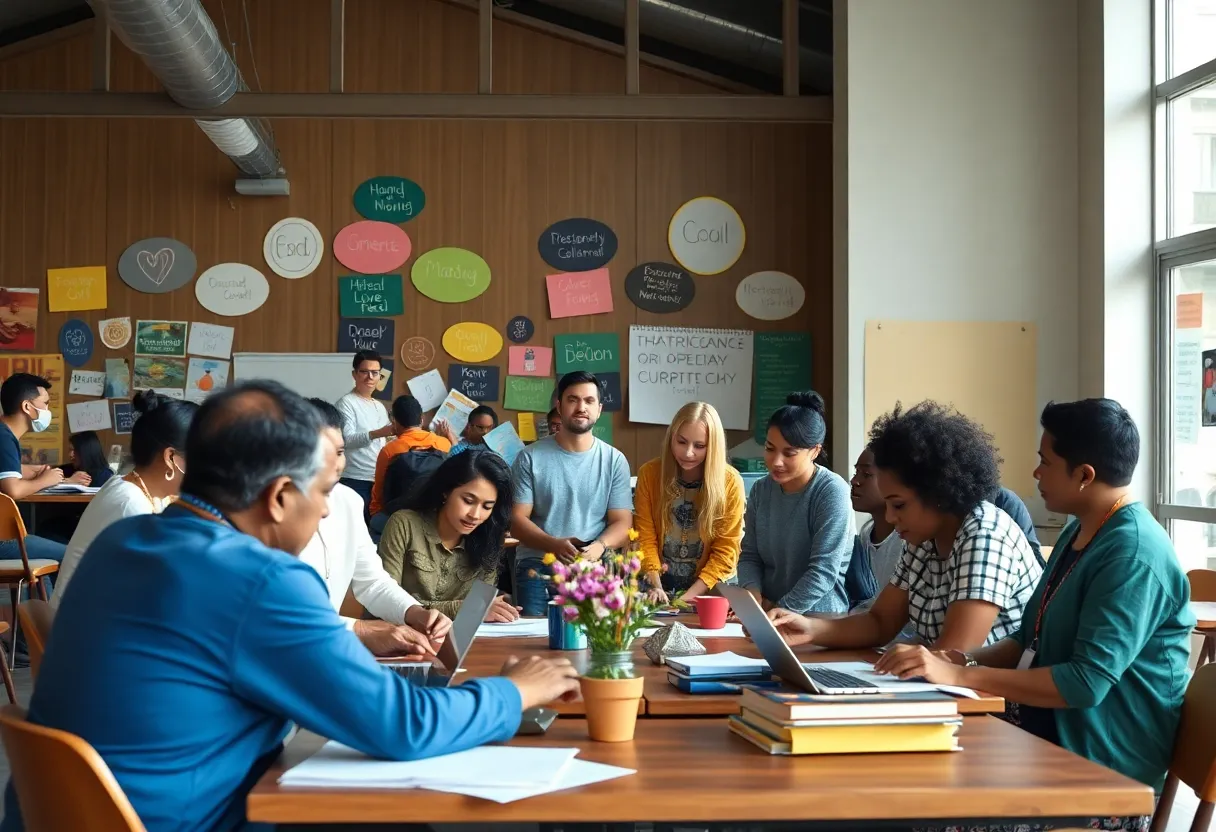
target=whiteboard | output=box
[233,352,357,404]
[628,326,754,430]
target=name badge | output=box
[1017,648,1037,671]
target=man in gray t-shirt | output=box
[510,372,633,616]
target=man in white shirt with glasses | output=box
[335,349,395,520]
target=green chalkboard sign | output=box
[505,376,554,412]
[353,176,426,223]
[554,332,620,375]
[592,417,613,445]
[753,332,812,443]
[411,247,492,303]
[339,274,404,317]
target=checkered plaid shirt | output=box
[891,500,1043,646]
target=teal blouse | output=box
[1012,502,1194,791]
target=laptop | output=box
[717,584,881,695]
[380,579,498,688]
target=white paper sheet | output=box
[407,369,447,411]
[665,651,770,673]
[805,661,980,699]
[425,759,636,803]
[639,623,746,639]
[475,619,550,638]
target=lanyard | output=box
[1030,495,1127,649]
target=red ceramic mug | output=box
[694,595,730,630]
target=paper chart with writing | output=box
[628,326,753,430]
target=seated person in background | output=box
[0,380,580,832]
[545,407,561,437]
[510,372,632,617]
[302,399,452,655]
[53,392,198,610]
[450,405,498,455]
[57,430,113,487]
[770,401,1043,652]
[636,401,744,606]
[369,394,453,517]
[335,349,395,517]
[845,445,905,612]
[737,392,854,614]
[380,450,520,622]
[989,485,1044,565]
[876,399,1192,819]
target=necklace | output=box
[675,478,702,559]
[126,471,156,508]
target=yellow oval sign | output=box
[442,322,503,363]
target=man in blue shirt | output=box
[1,380,579,832]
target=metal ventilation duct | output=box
[85,0,282,178]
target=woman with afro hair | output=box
[769,400,1042,652]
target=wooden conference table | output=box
[19,491,93,534]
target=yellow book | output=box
[729,713,961,755]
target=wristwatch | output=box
[961,652,978,667]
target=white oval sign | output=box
[195,263,270,317]
[667,196,745,276]
[736,270,805,321]
[263,217,324,279]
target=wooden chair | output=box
[17,600,52,681]
[1189,569,1216,668]
[0,623,15,704]
[0,494,58,669]
[0,705,145,831]
[1148,662,1216,832]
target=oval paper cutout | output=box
[118,237,197,294]
[333,221,412,274]
[736,270,805,321]
[98,317,132,349]
[667,196,746,276]
[195,263,270,317]
[58,319,94,367]
[506,315,534,344]
[624,262,696,313]
[264,217,324,279]
[353,176,426,224]
[411,248,492,303]
[401,336,436,371]
[442,322,503,364]
[537,218,618,272]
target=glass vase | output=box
[585,648,636,681]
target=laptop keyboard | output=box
[804,665,875,690]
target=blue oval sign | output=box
[353,176,426,224]
[58,319,94,367]
[537,217,618,272]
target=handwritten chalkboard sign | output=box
[118,237,197,294]
[538,218,618,272]
[353,176,426,224]
[597,371,622,412]
[624,262,695,313]
[447,364,500,402]
[58,319,94,368]
[339,275,404,317]
[337,318,395,354]
[506,315,534,344]
[752,332,812,443]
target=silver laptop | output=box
[382,579,498,688]
[717,584,881,695]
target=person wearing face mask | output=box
[0,380,581,832]
[636,401,744,606]
[737,392,855,614]
[52,391,198,611]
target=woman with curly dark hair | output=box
[769,400,1042,651]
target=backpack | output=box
[382,448,446,510]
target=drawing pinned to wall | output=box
[483,421,525,466]
[373,360,394,403]
[506,316,534,344]
[135,321,187,357]
[118,237,197,294]
[103,358,130,399]
[736,271,805,321]
[47,266,107,312]
[0,288,38,352]
[68,370,106,398]
[537,218,618,272]
[667,196,746,276]
[337,318,394,354]
[442,322,503,363]
[187,322,235,360]
[400,336,435,371]
[628,325,754,430]
[546,268,613,318]
[597,372,622,412]
[98,317,132,350]
[406,369,447,412]
[153,388,185,400]
[504,376,553,412]
[186,358,231,403]
[134,357,187,390]
[263,217,324,279]
[0,355,62,463]
[447,364,500,402]
[113,401,136,435]
[554,332,620,375]
[353,176,426,224]
[516,412,537,442]
[58,319,94,368]
[508,346,552,377]
[429,389,477,436]
[411,248,492,303]
[195,264,270,317]
[67,400,111,433]
[333,221,411,274]
[339,274,404,317]
[624,262,695,313]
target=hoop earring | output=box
[165,465,175,483]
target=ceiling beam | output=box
[625,0,639,95]
[478,0,492,94]
[330,0,344,93]
[0,91,831,122]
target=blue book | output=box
[667,671,777,694]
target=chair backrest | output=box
[17,600,53,680]
[1189,569,1216,603]
[0,493,31,573]
[1169,662,1216,802]
[0,705,146,831]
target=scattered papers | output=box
[813,661,980,699]
[67,400,112,432]
[639,623,746,639]
[517,412,537,442]
[665,651,769,674]
[406,369,447,412]
[475,619,550,638]
[68,370,106,397]
[483,421,526,466]
[39,483,101,495]
[187,322,235,360]
[426,759,635,804]
[429,389,477,435]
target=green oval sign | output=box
[353,176,426,223]
[411,247,492,303]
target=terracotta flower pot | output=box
[579,675,645,742]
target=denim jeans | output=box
[339,477,373,523]
[514,559,551,617]
[368,512,389,545]
[0,534,67,595]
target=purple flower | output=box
[562,606,579,622]
[603,589,626,610]
[553,594,566,605]
[551,562,569,579]
[572,586,587,602]
[578,577,599,597]
[627,556,641,573]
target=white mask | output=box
[28,406,51,433]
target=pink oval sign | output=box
[333,221,412,274]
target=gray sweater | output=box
[737,466,856,614]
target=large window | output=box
[1156,0,1216,573]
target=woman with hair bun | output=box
[52,391,199,610]
[737,391,855,614]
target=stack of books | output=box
[665,651,776,694]
[729,687,962,755]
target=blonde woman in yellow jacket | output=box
[637,401,745,605]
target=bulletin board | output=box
[863,321,1038,496]
[233,353,359,404]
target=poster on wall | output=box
[0,354,63,464]
[135,321,188,357]
[752,332,812,443]
[67,400,112,433]
[353,176,426,223]
[546,269,613,319]
[411,248,491,303]
[400,336,435,371]
[186,358,231,403]
[406,369,447,412]
[624,262,695,314]
[339,275,404,317]
[113,401,136,435]
[195,264,270,317]
[0,288,39,352]
[68,370,106,397]
[263,217,325,279]
[99,317,132,350]
[667,196,746,276]
[537,218,618,272]
[47,266,107,312]
[118,237,197,294]
[508,346,552,377]
[447,364,500,402]
[628,325,753,430]
[104,358,130,399]
[337,318,394,355]
[134,357,188,390]
[554,333,619,376]
[506,315,534,344]
[57,320,95,368]
[187,322,235,360]
[735,271,805,321]
[333,221,411,274]
[442,322,503,364]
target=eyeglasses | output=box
[355,369,382,379]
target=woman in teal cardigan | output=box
[862,399,1194,827]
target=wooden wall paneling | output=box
[0,35,91,92]
[346,0,478,93]
[207,0,331,93]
